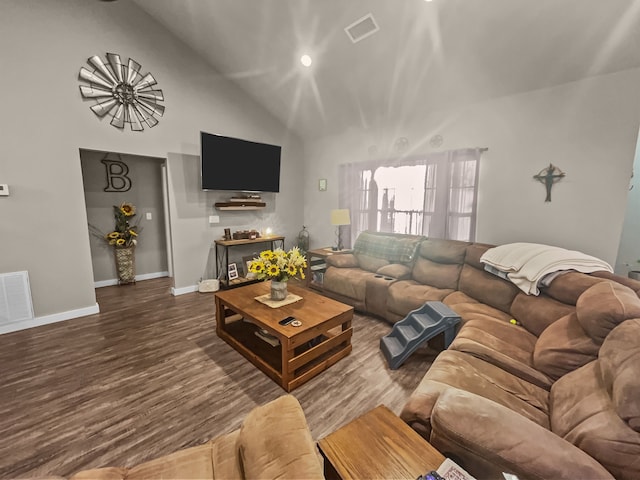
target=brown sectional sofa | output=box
[321,231,640,480]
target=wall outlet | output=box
[0,184,9,196]
[209,215,220,224]
[145,212,152,220]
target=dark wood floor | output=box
[0,278,436,479]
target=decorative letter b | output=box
[102,159,132,192]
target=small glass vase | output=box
[270,280,288,301]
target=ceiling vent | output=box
[345,13,379,44]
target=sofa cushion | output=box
[401,350,550,431]
[326,253,358,268]
[576,281,640,344]
[592,270,640,295]
[510,292,575,337]
[356,253,390,273]
[418,238,469,263]
[533,312,599,381]
[323,267,376,301]
[441,300,512,325]
[543,271,606,305]
[533,282,640,382]
[238,395,323,480]
[443,290,479,306]
[430,389,615,480]
[353,231,422,264]
[458,264,520,314]
[412,258,462,290]
[211,430,243,479]
[411,239,468,289]
[70,443,217,480]
[449,317,553,389]
[71,468,128,480]
[599,319,640,433]
[386,280,454,317]
[550,361,640,480]
[464,243,493,269]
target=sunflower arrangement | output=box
[249,247,307,282]
[104,202,140,248]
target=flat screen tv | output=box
[200,131,281,192]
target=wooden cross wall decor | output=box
[533,163,565,202]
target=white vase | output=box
[270,280,288,301]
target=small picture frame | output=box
[243,255,257,279]
[318,178,327,191]
[228,262,239,281]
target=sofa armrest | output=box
[238,395,324,479]
[326,253,358,268]
[430,388,614,480]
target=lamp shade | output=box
[330,209,351,226]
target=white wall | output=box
[0,0,303,329]
[305,69,640,265]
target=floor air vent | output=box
[345,13,379,44]
[0,271,34,325]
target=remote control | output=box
[279,316,295,326]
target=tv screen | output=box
[200,131,281,192]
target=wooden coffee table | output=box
[214,282,353,391]
[318,405,445,479]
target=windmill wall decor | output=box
[78,53,165,131]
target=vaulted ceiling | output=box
[131,0,640,141]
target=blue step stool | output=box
[380,301,461,370]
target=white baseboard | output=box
[0,303,100,335]
[171,284,199,296]
[94,271,169,288]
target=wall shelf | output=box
[215,201,266,211]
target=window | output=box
[340,148,483,245]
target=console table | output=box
[215,236,284,289]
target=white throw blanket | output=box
[480,242,613,295]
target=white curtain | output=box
[340,148,483,244]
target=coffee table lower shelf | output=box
[220,318,351,391]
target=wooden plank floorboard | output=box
[0,278,436,478]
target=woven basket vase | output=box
[114,246,136,284]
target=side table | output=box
[317,405,445,480]
[305,247,351,290]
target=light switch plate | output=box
[145,212,152,220]
[209,215,220,224]
[0,184,9,196]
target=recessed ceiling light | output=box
[300,54,312,67]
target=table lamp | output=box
[330,209,351,251]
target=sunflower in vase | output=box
[106,202,140,248]
[249,247,307,282]
[90,202,141,249]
